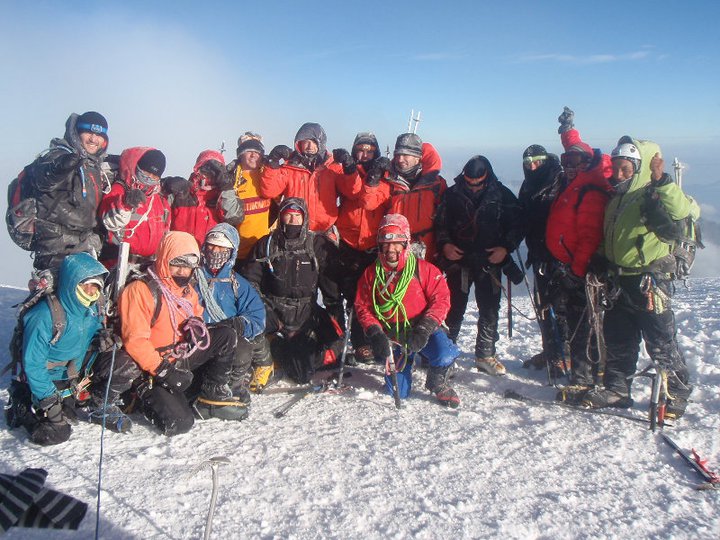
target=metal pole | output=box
[672,157,683,188]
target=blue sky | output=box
[1,0,719,285]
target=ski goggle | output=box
[523,155,546,166]
[378,232,409,242]
[77,123,107,135]
[169,254,200,268]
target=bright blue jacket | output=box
[22,253,108,402]
[195,223,265,339]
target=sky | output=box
[1,0,719,285]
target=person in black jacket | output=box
[241,197,343,383]
[26,112,110,280]
[517,145,566,373]
[435,155,525,376]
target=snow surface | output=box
[1,280,720,539]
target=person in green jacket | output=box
[582,136,699,418]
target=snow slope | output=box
[1,280,719,540]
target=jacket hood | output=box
[119,147,161,191]
[453,155,499,188]
[294,122,327,157]
[61,113,108,162]
[153,231,201,287]
[57,252,109,316]
[202,222,240,277]
[190,149,226,191]
[615,136,662,194]
[277,197,310,245]
[421,142,442,173]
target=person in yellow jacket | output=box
[228,133,276,261]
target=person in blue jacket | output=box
[195,223,267,403]
[18,252,126,445]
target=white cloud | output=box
[516,50,652,65]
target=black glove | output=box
[406,316,438,353]
[364,157,391,187]
[123,188,147,209]
[154,359,194,392]
[587,253,609,277]
[203,160,234,190]
[332,148,357,175]
[267,145,293,169]
[367,325,391,359]
[501,258,525,285]
[52,153,83,174]
[557,106,575,134]
[162,176,191,196]
[94,327,120,353]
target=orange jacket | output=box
[335,164,386,251]
[119,231,204,374]
[260,154,360,232]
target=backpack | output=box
[640,186,704,280]
[6,164,39,251]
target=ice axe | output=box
[190,456,231,540]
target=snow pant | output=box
[335,241,377,349]
[532,262,563,361]
[91,348,142,405]
[384,330,459,398]
[602,275,690,398]
[445,264,501,358]
[138,324,236,436]
[32,225,102,279]
[270,304,344,384]
[547,274,596,386]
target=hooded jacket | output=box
[517,153,564,266]
[22,253,108,402]
[241,197,340,333]
[119,231,204,374]
[601,138,700,272]
[435,156,524,268]
[30,114,108,257]
[99,147,172,262]
[260,123,360,233]
[359,143,446,260]
[546,130,613,276]
[170,150,244,247]
[195,223,265,339]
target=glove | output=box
[332,148,357,175]
[267,145,293,169]
[162,176,191,195]
[123,188,147,209]
[406,316,438,353]
[501,258,525,285]
[365,157,391,187]
[203,160,234,190]
[557,106,575,134]
[52,153,83,174]
[94,327,120,353]
[154,359,194,392]
[366,325,391,359]
[587,253,609,277]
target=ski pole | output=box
[507,278,513,339]
[336,309,353,389]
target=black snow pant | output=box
[335,241,377,349]
[547,275,596,386]
[138,324,236,436]
[445,264,501,358]
[602,274,689,398]
[532,262,563,361]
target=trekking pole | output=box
[94,343,117,540]
[507,278,513,339]
[336,309,353,389]
[386,345,402,410]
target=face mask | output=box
[172,275,192,288]
[284,223,302,239]
[76,285,101,307]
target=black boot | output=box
[425,365,461,409]
[194,382,249,422]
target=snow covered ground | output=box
[1,279,720,539]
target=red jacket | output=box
[336,163,387,251]
[546,130,612,276]
[355,256,451,332]
[260,153,360,233]
[99,147,171,261]
[170,150,243,246]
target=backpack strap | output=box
[46,294,67,345]
[139,275,163,327]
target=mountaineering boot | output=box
[665,380,693,420]
[195,382,249,421]
[581,387,634,409]
[86,392,133,433]
[475,356,506,376]
[555,384,593,406]
[249,364,275,393]
[425,364,461,409]
[522,352,546,370]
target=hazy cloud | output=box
[516,50,652,65]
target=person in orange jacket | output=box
[118,231,247,435]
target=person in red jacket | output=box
[165,150,244,247]
[355,214,460,408]
[260,122,360,236]
[545,107,612,401]
[357,134,447,262]
[99,147,170,269]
